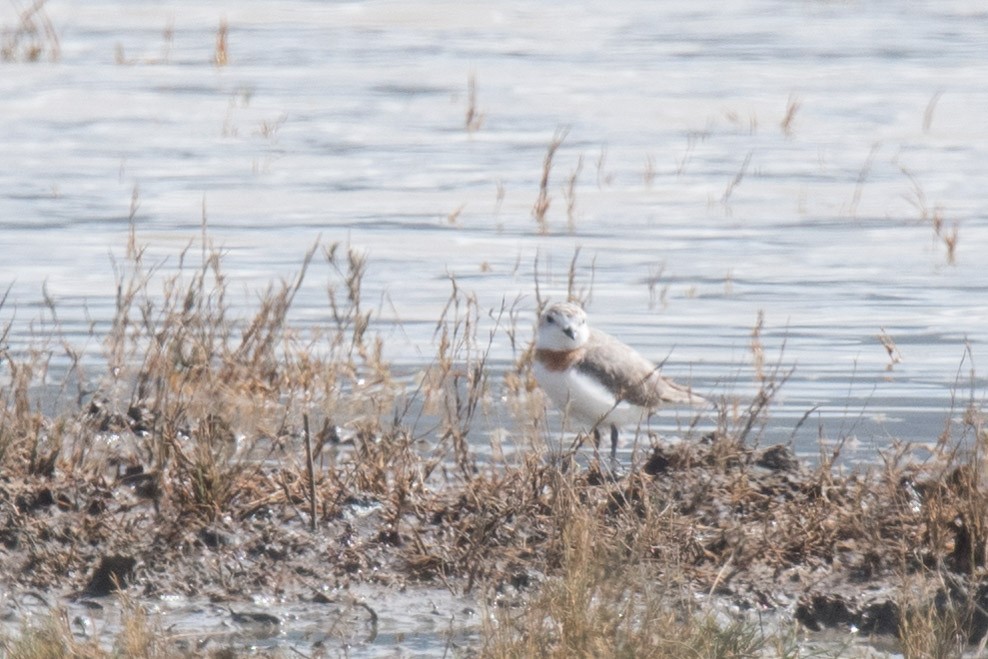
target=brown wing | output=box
[579,329,704,409]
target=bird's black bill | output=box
[563,327,576,339]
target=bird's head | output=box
[536,302,589,351]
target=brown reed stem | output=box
[303,413,317,531]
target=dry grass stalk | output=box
[923,90,943,134]
[646,262,667,311]
[750,310,765,382]
[213,19,228,66]
[565,247,595,308]
[931,207,959,265]
[595,146,612,187]
[643,153,657,187]
[879,328,903,372]
[565,154,583,233]
[0,0,59,62]
[303,413,317,530]
[533,128,569,233]
[721,150,753,210]
[901,166,960,265]
[781,94,801,138]
[466,73,484,132]
[676,130,707,177]
[848,142,881,218]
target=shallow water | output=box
[2,583,481,657]
[2,0,988,653]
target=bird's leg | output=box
[592,427,602,450]
[609,424,619,460]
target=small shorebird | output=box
[533,302,706,458]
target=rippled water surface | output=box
[3,0,988,653]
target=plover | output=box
[533,301,706,458]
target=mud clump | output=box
[83,555,138,596]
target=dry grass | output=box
[466,73,484,133]
[3,610,103,659]
[901,165,960,265]
[213,19,228,67]
[781,94,801,138]
[0,0,59,63]
[565,154,584,233]
[2,593,183,659]
[533,128,569,234]
[2,227,988,656]
[478,466,767,659]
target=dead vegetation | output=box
[532,129,569,234]
[901,165,960,266]
[1,231,988,657]
[0,0,59,63]
[465,73,484,133]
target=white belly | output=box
[533,362,647,429]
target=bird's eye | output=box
[546,315,555,324]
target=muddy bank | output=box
[638,436,988,645]
[2,397,987,653]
